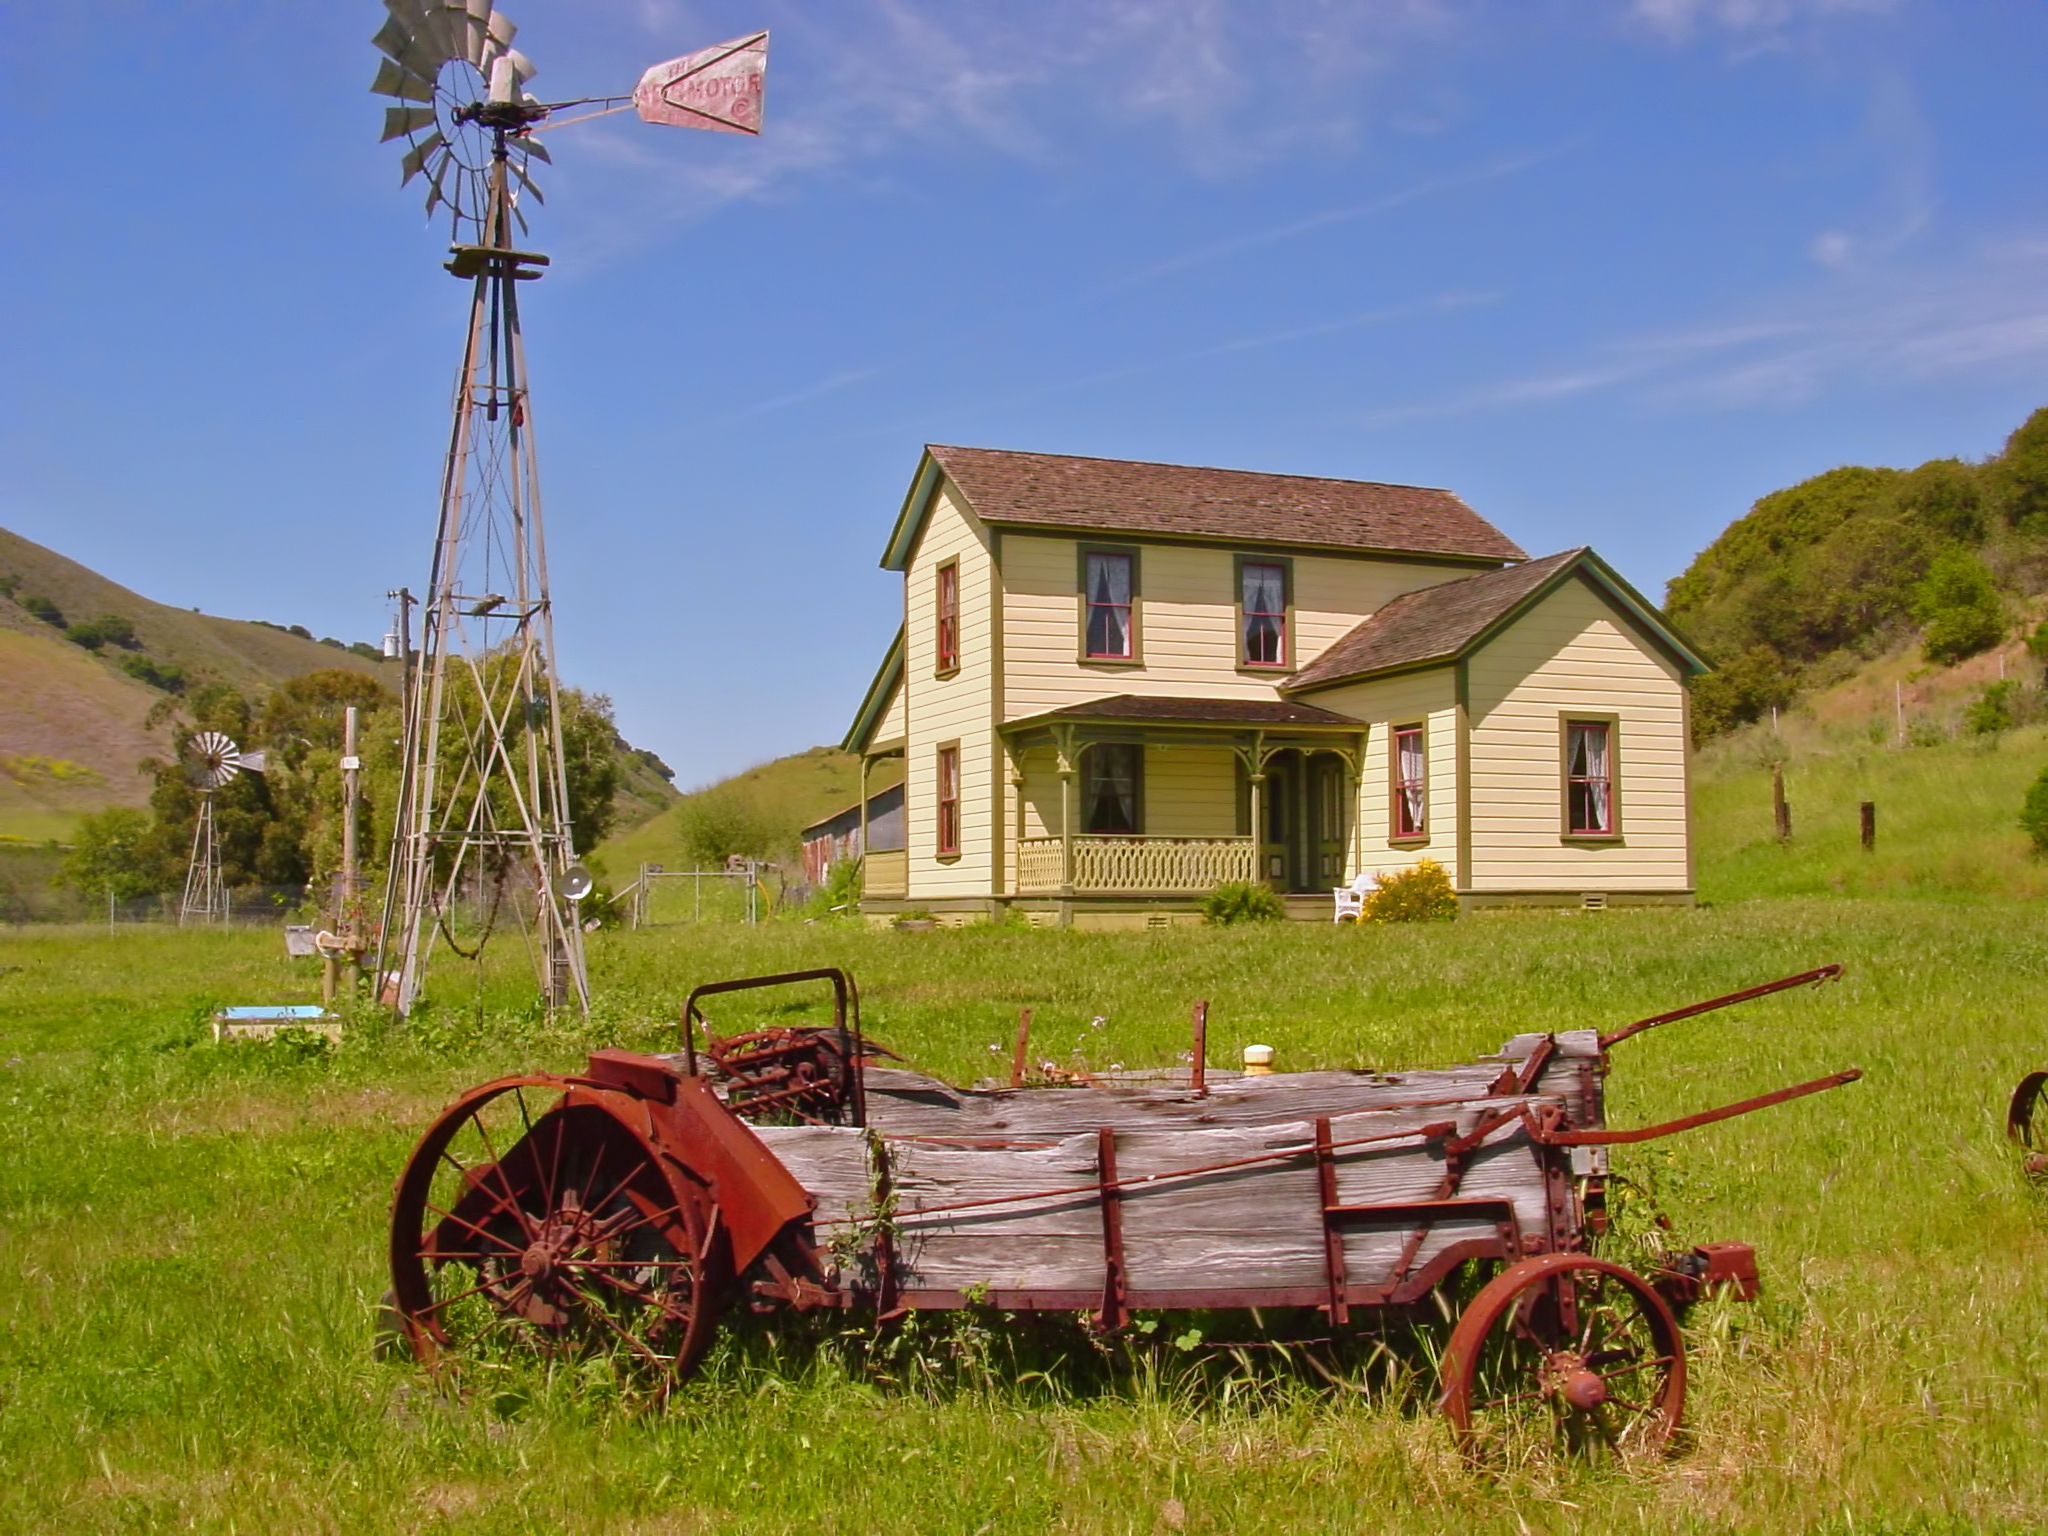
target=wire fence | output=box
[628,865,760,927]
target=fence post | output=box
[1772,762,1792,843]
[1860,800,1876,852]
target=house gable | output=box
[1285,548,1708,694]
[842,627,904,753]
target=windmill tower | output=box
[179,733,264,926]
[367,2,768,1016]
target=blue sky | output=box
[4,1,2046,786]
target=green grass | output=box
[1695,720,2048,901]
[4,907,2048,1531]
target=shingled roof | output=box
[884,446,1526,568]
[1287,548,1709,691]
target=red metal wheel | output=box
[2007,1071,2048,1148]
[1439,1253,1685,1462]
[389,1076,727,1390]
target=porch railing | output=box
[1014,836,1256,895]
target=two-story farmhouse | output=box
[843,446,1707,926]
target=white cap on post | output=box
[1242,1044,1275,1076]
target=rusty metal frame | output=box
[680,967,866,1127]
[1599,964,1842,1049]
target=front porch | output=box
[1002,695,1366,910]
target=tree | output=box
[2022,766,2048,855]
[1914,549,2005,665]
[1991,406,2048,534]
[57,807,159,901]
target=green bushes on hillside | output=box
[1670,407,2048,741]
[2021,766,2048,855]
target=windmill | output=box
[367,2,769,1017]
[179,732,265,926]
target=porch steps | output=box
[1282,893,1335,923]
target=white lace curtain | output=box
[1242,563,1284,664]
[1086,552,1132,657]
[1397,730,1426,833]
[1567,722,1611,832]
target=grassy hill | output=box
[1693,622,2048,900]
[0,526,400,842]
[598,745,901,874]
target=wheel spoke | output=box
[422,1198,527,1257]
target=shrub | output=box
[20,593,64,627]
[118,653,186,693]
[2023,767,2048,855]
[64,614,138,651]
[1966,680,2021,737]
[1914,549,2005,666]
[1358,859,1459,924]
[1200,880,1283,925]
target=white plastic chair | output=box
[1333,871,1379,923]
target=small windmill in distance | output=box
[179,732,265,927]
[367,3,770,1018]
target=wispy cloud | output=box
[1363,236,2048,426]
[852,289,1496,439]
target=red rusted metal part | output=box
[1525,1068,1861,1146]
[388,1075,726,1387]
[652,1073,818,1279]
[1010,1008,1032,1089]
[1190,1000,1209,1096]
[1313,1117,1350,1324]
[1096,1127,1128,1331]
[682,968,868,1126]
[2006,1070,2048,1147]
[1653,1242,1760,1311]
[1599,964,1843,1050]
[1439,1253,1686,1460]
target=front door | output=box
[1261,751,1347,893]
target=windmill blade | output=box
[519,136,551,165]
[634,32,767,135]
[486,9,516,49]
[373,17,448,83]
[401,131,447,185]
[370,58,436,104]
[382,105,440,143]
[504,47,536,86]
[239,751,268,775]
[509,157,545,205]
[450,0,490,67]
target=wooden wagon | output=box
[389,965,1857,1455]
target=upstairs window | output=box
[936,745,961,855]
[1392,725,1426,839]
[1241,561,1287,667]
[1082,743,1142,834]
[1083,550,1134,660]
[1565,721,1614,836]
[935,561,959,673]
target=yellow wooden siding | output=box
[998,534,1487,719]
[872,673,906,744]
[1012,744,1237,843]
[1143,745,1239,837]
[902,483,997,898]
[1464,577,1689,891]
[1303,671,1460,884]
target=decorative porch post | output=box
[856,753,872,898]
[1006,743,1026,898]
[1055,724,1077,896]
[1246,730,1266,887]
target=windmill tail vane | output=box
[367,1,767,1020]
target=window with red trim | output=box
[1241,562,1286,666]
[1083,551,1133,659]
[936,745,961,855]
[1392,725,1426,838]
[1565,722,1613,835]
[935,562,959,672]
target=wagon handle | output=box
[678,968,865,1125]
[1597,964,1843,1050]
[1526,1067,1861,1145]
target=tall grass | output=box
[3,909,2048,1531]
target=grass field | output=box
[5,904,2048,1532]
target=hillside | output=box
[1667,405,2048,739]
[599,745,901,875]
[1692,620,2048,900]
[0,525,677,846]
[0,526,399,841]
